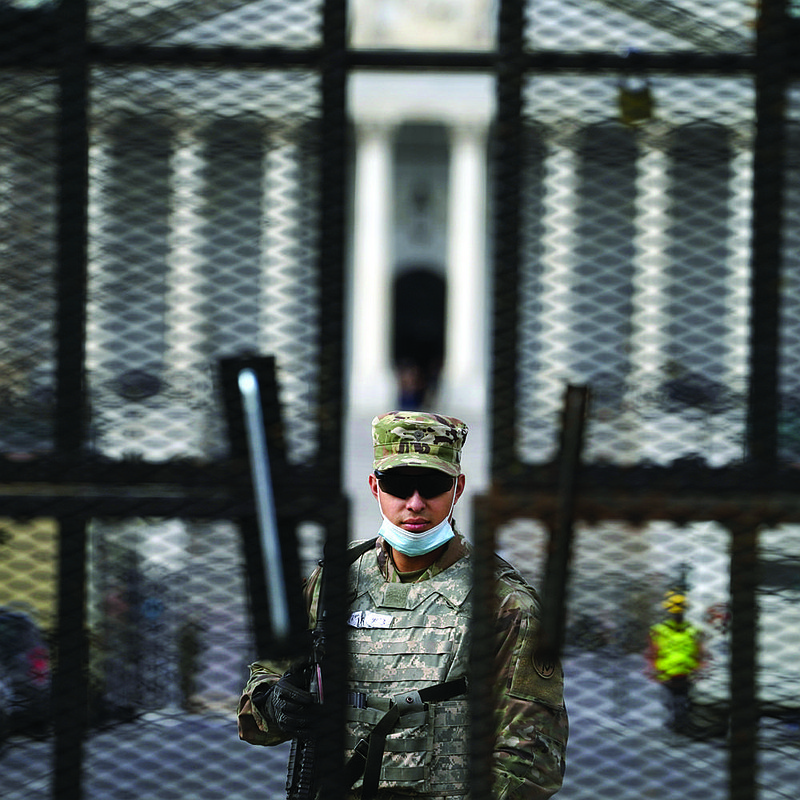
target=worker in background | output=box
[646,590,706,734]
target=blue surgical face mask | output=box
[376,483,457,557]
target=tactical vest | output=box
[343,546,472,799]
[650,621,701,678]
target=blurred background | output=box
[0,1,799,799]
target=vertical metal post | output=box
[491,0,525,481]
[52,517,89,800]
[471,2,527,795]
[539,385,589,660]
[53,2,90,797]
[469,494,499,800]
[735,1,789,797]
[747,0,787,464]
[318,0,349,488]
[316,2,350,798]
[728,522,760,800]
[55,0,89,453]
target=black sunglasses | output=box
[375,470,455,500]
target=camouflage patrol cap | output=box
[372,411,468,477]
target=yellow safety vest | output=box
[650,620,701,679]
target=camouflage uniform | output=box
[237,412,568,799]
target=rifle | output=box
[285,537,377,800]
[285,622,324,800]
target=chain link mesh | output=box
[1,2,799,800]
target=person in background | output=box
[646,590,706,734]
[238,410,568,799]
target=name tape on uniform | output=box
[348,610,394,629]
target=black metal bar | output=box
[92,45,322,68]
[0,491,250,519]
[490,0,525,482]
[538,385,589,660]
[52,516,89,800]
[52,2,90,798]
[54,0,90,454]
[747,0,788,466]
[469,494,500,800]
[468,4,526,796]
[0,487,790,526]
[7,456,800,521]
[315,2,350,798]
[735,2,788,787]
[352,50,756,75]
[728,523,760,800]
[0,44,759,74]
[317,0,349,490]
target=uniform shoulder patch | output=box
[507,616,564,707]
[533,651,556,680]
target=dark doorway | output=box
[392,267,446,410]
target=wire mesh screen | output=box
[87,68,322,463]
[780,113,800,462]
[516,74,753,465]
[1,1,331,798]
[89,0,323,47]
[82,7,327,799]
[0,74,58,453]
[485,3,799,800]
[497,520,729,797]
[0,9,61,791]
[524,0,756,55]
[2,1,800,800]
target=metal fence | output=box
[1,1,799,800]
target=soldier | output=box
[237,411,568,799]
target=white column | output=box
[440,122,489,415]
[627,145,672,463]
[165,128,206,376]
[161,125,209,458]
[260,122,319,464]
[440,122,491,518]
[630,146,671,398]
[715,145,752,464]
[0,157,10,331]
[85,131,123,458]
[726,147,753,392]
[85,133,113,390]
[518,141,580,460]
[348,120,396,412]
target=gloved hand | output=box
[251,670,318,738]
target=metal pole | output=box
[490,0,525,481]
[315,2,350,798]
[539,385,590,660]
[53,1,90,798]
[728,522,760,800]
[747,0,788,464]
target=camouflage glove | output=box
[251,671,318,739]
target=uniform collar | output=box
[377,525,470,582]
